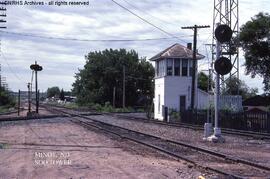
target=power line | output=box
[197,32,212,50]
[121,0,179,26]
[111,0,188,43]
[0,51,26,85]
[0,30,193,42]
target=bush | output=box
[0,88,15,107]
[169,108,181,121]
[114,107,132,113]
[92,103,103,111]
[102,102,114,112]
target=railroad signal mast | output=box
[30,61,43,114]
[206,0,239,143]
[211,0,239,92]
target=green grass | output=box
[63,103,79,109]
[46,101,146,113]
[0,143,8,149]
[0,105,13,113]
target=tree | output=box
[59,89,65,101]
[198,71,214,92]
[72,48,154,107]
[239,12,270,93]
[223,76,258,100]
[0,86,14,106]
[46,86,60,98]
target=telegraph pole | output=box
[17,90,20,116]
[122,66,126,108]
[181,25,210,109]
[27,83,31,113]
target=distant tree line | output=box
[198,72,257,100]
[46,86,71,101]
[72,49,154,107]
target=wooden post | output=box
[27,83,31,113]
[122,66,126,108]
[37,90,40,114]
[113,86,116,108]
[18,90,20,116]
[181,25,210,109]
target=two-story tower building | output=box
[150,43,205,120]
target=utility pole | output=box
[37,90,40,113]
[122,66,126,108]
[27,83,31,113]
[181,25,210,109]
[18,90,20,116]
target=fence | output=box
[179,110,270,133]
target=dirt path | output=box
[0,118,216,179]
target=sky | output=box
[0,0,269,93]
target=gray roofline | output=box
[149,43,205,61]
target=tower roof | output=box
[149,43,205,61]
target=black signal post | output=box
[30,61,42,114]
[208,23,233,143]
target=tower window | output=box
[182,59,188,76]
[156,61,159,77]
[167,58,173,76]
[174,58,180,76]
[189,60,193,77]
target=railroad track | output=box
[45,105,270,178]
[41,103,270,140]
[114,114,270,140]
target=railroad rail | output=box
[41,103,270,140]
[114,114,270,140]
[44,105,270,178]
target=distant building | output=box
[243,95,270,112]
[150,43,242,121]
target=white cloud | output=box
[1,0,269,93]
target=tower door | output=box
[179,95,186,112]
